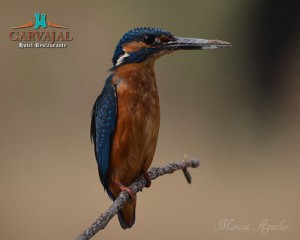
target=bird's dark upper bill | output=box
[162,37,232,50]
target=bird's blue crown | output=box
[112,27,173,66]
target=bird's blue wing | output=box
[91,75,117,189]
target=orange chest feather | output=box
[115,65,160,131]
[113,63,160,127]
[111,64,160,169]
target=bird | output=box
[91,27,231,229]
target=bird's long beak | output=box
[161,36,232,51]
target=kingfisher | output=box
[91,27,231,229]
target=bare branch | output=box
[76,158,200,240]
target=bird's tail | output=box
[118,199,136,229]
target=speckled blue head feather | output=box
[112,27,173,66]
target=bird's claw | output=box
[117,182,136,201]
[143,173,152,188]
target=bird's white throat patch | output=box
[116,52,130,66]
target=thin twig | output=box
[182,154,192,184]
[76,158,200,240]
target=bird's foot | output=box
[116,182,136,201]
[143,173,152,188]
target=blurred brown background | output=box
[1,0,299,239]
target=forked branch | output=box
[76,158,200,240]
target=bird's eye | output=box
[143,35,156,45]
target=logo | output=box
[214,218,289,236]
[9,12,73,48]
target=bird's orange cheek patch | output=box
[123,41,149,52]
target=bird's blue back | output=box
[91,75,117,189]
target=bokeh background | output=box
[1,0,299,239]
